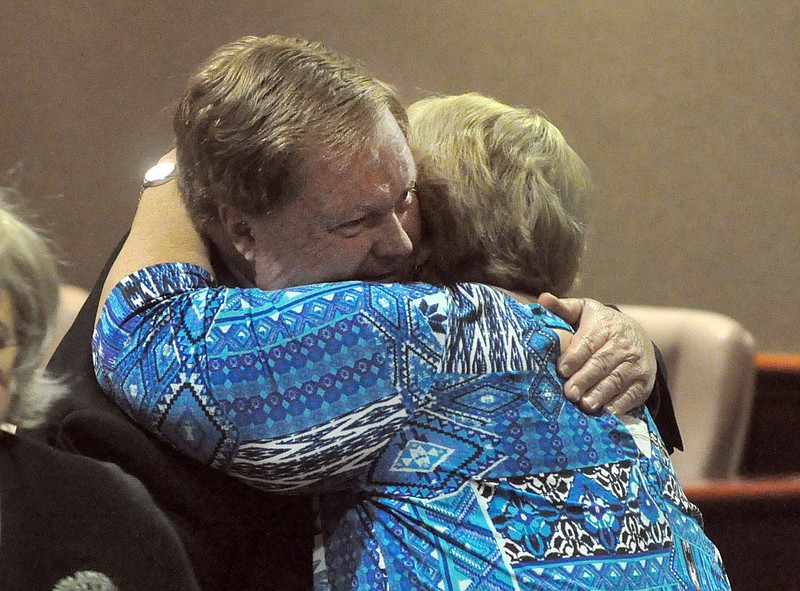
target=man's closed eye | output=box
[334,216,370,237]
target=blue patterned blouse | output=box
[93,263,729,591]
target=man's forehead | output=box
[298,134,413,201]
[308,108,412,168]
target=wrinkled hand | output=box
[538,293,656,415]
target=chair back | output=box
[621,306,756,485]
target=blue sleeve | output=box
[93,263,445,493]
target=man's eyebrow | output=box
[324,182,414,224]
[321,204,368,223]
[363,186,413,214]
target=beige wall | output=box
[1,1,797,352]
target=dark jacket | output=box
[0,431,201,590]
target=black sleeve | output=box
[648,343,684,453]
[0,434,202,591]
[605,305,683,454]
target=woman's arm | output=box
[94,153,443,493]
[94,263,446,493]
[95,151,213,327]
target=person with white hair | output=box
[0,192,200,590]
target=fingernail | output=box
[560,363,573,377]
[566,385,580,400]
[583,396,600,413]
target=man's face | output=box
[245,111,422,289]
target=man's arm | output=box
[538,293,655,414]
[538,293,683,452]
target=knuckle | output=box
[581,358,613,385]
[588,366,631,401]
[626,385,649,408]
[575,333,599,354]
[592,349,624,375]
[616,360,647,387]
[589,371,624,399]
[617,333,636,352]
[609,391,638,415]
[606,371,626,393]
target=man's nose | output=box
[373,212,414,259]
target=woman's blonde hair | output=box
[409,93,590,296]
[0,190,64,427]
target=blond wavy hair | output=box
[409,93,590,296]
[0,190,65,427]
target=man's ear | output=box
[218,204,255,262]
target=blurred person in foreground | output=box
[0,192,200,591]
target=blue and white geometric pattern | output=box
[94,263,731,590]
[390,440,455,473]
